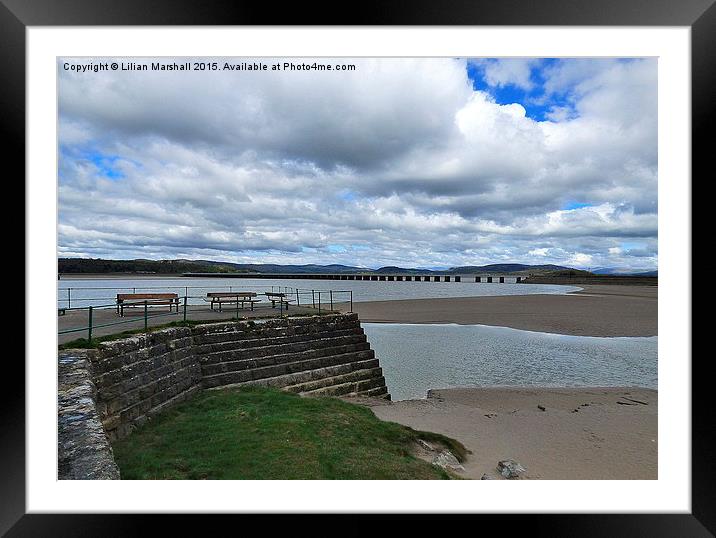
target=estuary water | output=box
[363,323,658,401]
[57,277,655,399]
[57,276,580,308]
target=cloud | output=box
[471,59,538,91]
[57,57,658,271]
[567,252,594,267]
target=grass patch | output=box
[112,387,466,480]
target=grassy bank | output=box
[112,387,466,480]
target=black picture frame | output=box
[3,0,708,535]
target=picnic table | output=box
[264,292,294,309]
[116,293,179,317]
[205,292,262,312]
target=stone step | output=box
[194,318,362,346]
[203,357,379,392]
[283,367,383,393]
[201,341,371,376]
[357,385,391,400]
[300,375,387,398]
[201,351,377,389]
[197,333,367,364]
[193,327,365,355]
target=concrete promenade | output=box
[58,302,334,345]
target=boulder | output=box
[497,459,526,479]
[432,450,465,472]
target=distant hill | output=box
[448,263,572,275]
[592,267,658,277]
[59,258,589,276]
[229,263,368,274]
[58,258,252,275]
[374,266,440,275]
[630,270,658,277]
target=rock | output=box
[497,459,526,479]
[417,439,434,451]
[432,450,465,472]
[537,405,546,411]
[621,396,648,405]
[481,473,495,480]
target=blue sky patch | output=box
[466,59,577,122]
[337,190,357,202]
[562,201,593,211]
[85,151,125,179]
[60,145,130,180]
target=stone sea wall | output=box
[57,313,389,479]
[58,353,120,480]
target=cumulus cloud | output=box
[57,57,658,271]
[471,58,539,90]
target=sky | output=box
[58,57,657,271]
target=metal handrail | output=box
[58,286,354,309]
[58,290,354,343]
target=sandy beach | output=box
[367,386,657,480]
[348,285,658,479]
[350,285,657,337]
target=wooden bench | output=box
[116,293,179,316]
[204,292,262,312]
[264,292,294,309]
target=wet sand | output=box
[350,285,657,337]
[368,386,657,480]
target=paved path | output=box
[58,303,327,345]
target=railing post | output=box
[68,288,72,309]
[350,291,353,313]
[87,306,93,342]
[330,290,333,312]
[312,290,316,308]
[296,289,300,306]
[318,292,321,314]
[144,301,148,332]
[280,297,283,317]
[183,296,187,322]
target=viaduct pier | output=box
[183,273,526,283]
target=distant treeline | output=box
[58,258,250,274]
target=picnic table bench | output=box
[205,292,262,312]
[116,293,179,316]
[264,292,294,309]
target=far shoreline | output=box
[348,284,657,337]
